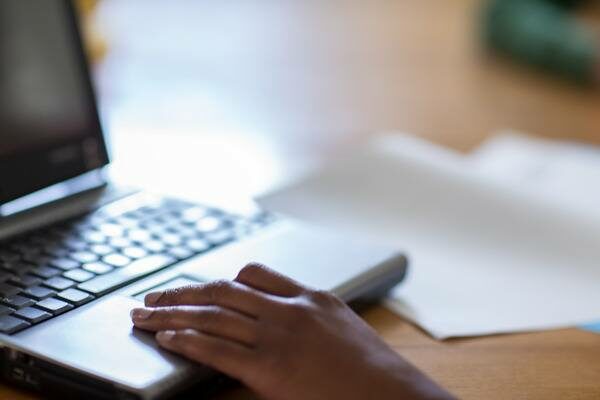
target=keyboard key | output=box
[186,239,211,253]
[43,277,76,291]
[0,251,20,263]
[7,274,42,288]
[122,246,147,260]
[35,298,73,315]
[22,286,56,301]
[70,251,98,264]
[102,253,131,268]
[30,266,62,279]
[64,237,88,251]
[145,223,169,236]
[172,225,197,239]
[127,229,152,243]
[0,272,12,282]
[81,262,114,275]
[9,241,37,252]
[159,234,182,246]
[164,198,192,209]
[22,254,51,265]
[89,244,113,256]
[78,254,175,295]
[181,207,210,223]
[167,246,194,260]
[13,242,43,255]
[123,210,144,220]
[1,261,34,274]
[48,226,75,238]
[81,231,107,244]
[56,288,93,306]
[63,269,95,283]
[43,245,70,258]
[0,315,30,334]
[98,223,125,237]
[81,262,113,275]
[195,216,223,233]
[0,305,15,315]
[206,229,235,246]
[72,219,93,232]
[9,264,36,277]
[143,240,166,253]
[139,204,162,215]
[50,258,80,271]
[114,217,138,228]
[2,295,35,309]
[23,234,52,246]
[0,283,21,297]
[108,237,132,249]
[14,307,51,324]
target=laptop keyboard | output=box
[0,196,272,335]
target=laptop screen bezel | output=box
[0,0,110,207]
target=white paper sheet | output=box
[470,131,600,220]
[257,134,600,339]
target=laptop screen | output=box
[0,0,109,206]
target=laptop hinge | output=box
[0,173,137,242]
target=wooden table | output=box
[4,0,600,398]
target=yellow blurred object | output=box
[76,0,98,14]
[75,0,107,64]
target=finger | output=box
[235,262,306,297]
[131,305,258,346]
[144,279,276,317]
[156,329,254,381]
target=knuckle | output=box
[152,290,173,306]
[287,300,313,322]
[197,306,223,329]
[175,330,202,354]
[308,289,339,307]
[237,262,266,281]
[157,285,193,305]
[174,329,194,345]
[184,334,219,361]
[151,309,168,323]
[155,307,179,324]
[206,279,232,302]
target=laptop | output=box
[0,1,408,399]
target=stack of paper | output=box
[258,133,600,339]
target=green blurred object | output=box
[547,0,586,8]
[482,0,598,84]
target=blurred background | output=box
[76,0,600,208]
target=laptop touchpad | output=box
[132,276,202,302]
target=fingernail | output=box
[131,308,153,321]
[145,292,163,306]
[157,330,176,342]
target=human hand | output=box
[130,263,454,400]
